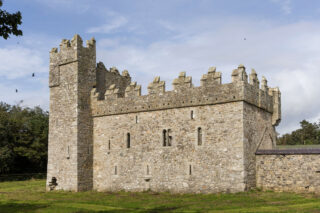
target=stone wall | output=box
[243,102,275,190]
[93,102,246,193]
[256,150,320,193]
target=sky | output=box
[1,0,320,135]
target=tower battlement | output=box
[49,34,96,88]
[91,64,281,126]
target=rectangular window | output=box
[189,165,192,175]
[163,129,172,146]
[163,130,167,146]
[108,140,111,150]
[136,115,139,123]
[114,166,117,175]
[67,146,70,159]
[191,110,194,119]
[197,127,202,146]
[146,165,150,175]
[127,133,130,148]
[167,129,172,146]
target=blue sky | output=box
[1,0,320,134]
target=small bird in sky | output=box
[32,73,35,77]
[244,38,246,40]
[15,89,18,93]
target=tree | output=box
[277,120,320,145]
[0,102,48,174]
[0,0,22,39]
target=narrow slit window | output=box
[147,165,149,175]
[163,129,167,146]
[127,133,131,148]
[191,110,194,119]
[197,127,202,146]
[135,115,138,124]
[114,166,117,175]
[67,146,70,159]
[108,140,111,150]
[167,129,172,146]
[189,165,192,175]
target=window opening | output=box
[114,166,117,175]
[163,129,172,146]
[189,165,192,175]
[197,127,202,146]
[147,165,150,175]
[191,110,194,119]
[108,140,111,150]
[163,129,167,146]
[167,129,172,146]
[67,146,70,159]
[127,133,131,148]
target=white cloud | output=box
[96,19,320,135]
[0,47,47,79]
[271,0,292,14]
[87,16,128,34]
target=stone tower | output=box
[46,35,96,191]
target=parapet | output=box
[125,82,141,97]
[148,77,165,95]
[95,62,131,99]
[91,64,281,127]
[200,67,222,86]
[49,34,96,88]
[172,72,192,91]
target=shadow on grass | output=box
[0,202,49,213]
[74,206,182,213]
[140,206,181,213]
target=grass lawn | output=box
[0,179,320,212]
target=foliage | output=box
[0,0,23,39]
[278,119,320,145]
[0,179,320,212]
[0,102,48,174]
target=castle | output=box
[47,35,320,193]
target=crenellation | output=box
[270,87,281,126]
[91,65,278,118]
[110,66,120,74]
[172,72,192,90]
[86,37,96,48]
[59,39,71,49]
[125,82,141,97]
[50,47,58,53]
[71,34,83,47]
[232,64,248,83]
[249,69,259,89]
[200,67,222,86]
[261,76,268,92]
[148,76,165,95]
[105,84,120,99]
[122,69,130,77]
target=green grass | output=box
[0,179,320,212]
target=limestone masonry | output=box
[47,35,320,193]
